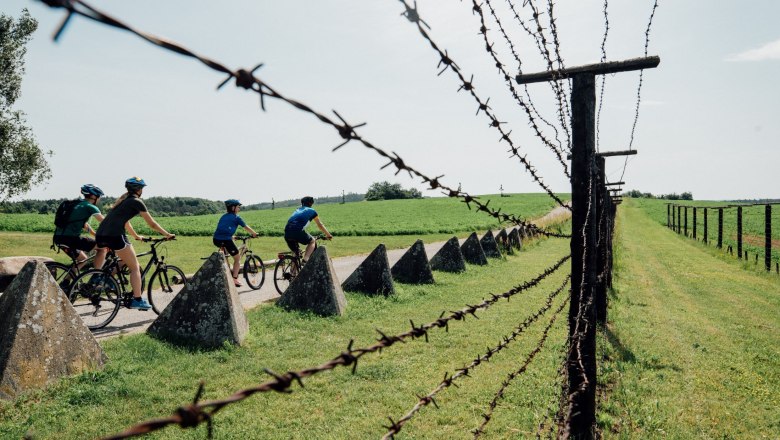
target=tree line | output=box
[626,190,693,200]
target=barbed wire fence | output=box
[32,0,659,438]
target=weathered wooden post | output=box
[766,205,772,272]
[718,208,724,248]
[595,156,607,324]
[518,54,659,440]
[677,206,682,234]
[738,206,743,259]
[684,206,688,237]
[693,207,697,240]
[667,204,670,229]
[703,208,708,244]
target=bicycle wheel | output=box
[68,269,121,330]
[147,265,187,315]
[44,261,78,298]
[273,256,297,295]
[243,255,265,290]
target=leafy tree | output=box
[365,181,422,201]
[0,9,51,200]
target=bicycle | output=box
[45,245,96,298]
[273,236,329,295]
[66,237,187,330]
[209,235,266,290]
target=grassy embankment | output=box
[0,235,573,439]
[598,199,779,438]
[633,198,780,267]
[0,194,567,274]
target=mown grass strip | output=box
[598,200,780,438]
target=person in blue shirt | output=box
[213,199,258,287]
[284,196,332,263]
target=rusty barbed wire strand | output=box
[618,0,659,183]
[479,0,566,154]
[504,0,572,150]
[595,0,609,152]
[470,0,571,179]
[542,0,573,126]
[37,0,566,237]
[383,275,571,439]
[396,0,570,210]
[100,254,571,439]
[472,293,569,439]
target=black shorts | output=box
[53,235,97,258]
[95,234,130,251]
[284,230,313,253]
[213,238,239,256]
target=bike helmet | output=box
[225,199,242,208]
[301,196,314,207]
[125,176,147,192]
[80,184,104,198]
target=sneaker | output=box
[88,273,105,286]
[129,298,152,310]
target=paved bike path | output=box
[93,206,570,340]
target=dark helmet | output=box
[125,176,147,192]
[301,196,314,207]
[80,184,104,198]
[225,199,242,209]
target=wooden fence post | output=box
[766,205,772,272]
[703,208,708,244]
[738,207,743,259]
[566,72,598,439]
[595,156,607,324]
[677,206,682,234]
[718,208,723,248]
[684,206,688,237]
[693,207,697,240]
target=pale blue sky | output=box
[3,0,779,203]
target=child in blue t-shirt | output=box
[214,199,258,287]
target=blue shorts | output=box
[284,230,312,253]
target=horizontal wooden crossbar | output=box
[516,56,660,84]
[596,150,638,158]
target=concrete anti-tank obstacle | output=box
[509,228,523,250]
[480,230,503,258]
[429,237,466,272]
[342,244,395,296]
[277,246,347,316]
[495,229,514,255]
[148,252,248,348]
[460,232,488,265]
[0,261,106,400]
[391,239,435,284]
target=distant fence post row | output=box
[666,202,778,273]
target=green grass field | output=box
[0,193,565,237]
[633,198,780,266]
[0,237,573,439]
[598,200,779,438]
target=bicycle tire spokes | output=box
[68,269,121,330]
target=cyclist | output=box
[95,177,175,310]
[213,199,258,287]
[52,184,108,270]
[284,196,332,264]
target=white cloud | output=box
[726,39,780,62]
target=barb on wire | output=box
[619,0,659,183]
[470,0,571,179]
[504,0,572,150]
[384,275,571,440]
[36,0,564,236]
[596,0,609,152]
[472,295,569,439]
[395,0,570,209]
[100,254,570,439]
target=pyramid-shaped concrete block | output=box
[277,246,347,316]
[342,244,395,296]
[0,261,106,400]
[391,240,434,284]
[495,229,514,255]
[480,230,503,259]
[509,228,523,250]
[148,252,248,348]
[460,232,488,265]
[429,237,466,272]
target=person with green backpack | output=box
[52,184,108,270]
